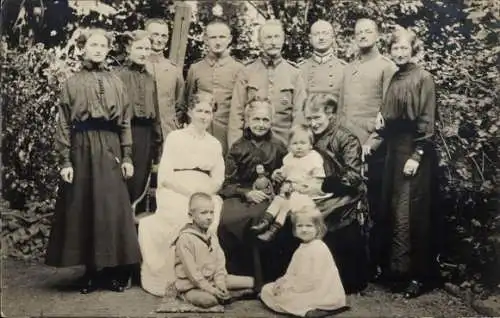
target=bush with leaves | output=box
[1,0,498,292]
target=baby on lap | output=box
[252,125,329,241]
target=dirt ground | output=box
[1,258,478,318]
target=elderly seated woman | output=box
[218,97,289,290]
[219,94,368,294]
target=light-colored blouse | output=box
[157,126,224,193]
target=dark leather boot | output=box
[250,212,274,234]
[102,267,126,293]
[403,280,423,299]
[79,269,99,294]
[257,222,282,242]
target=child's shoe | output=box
[257,222,282,242]
[250,212,274,234]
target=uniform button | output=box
[329,74,333,77]
[329,84,333,87]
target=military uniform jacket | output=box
[145,54,185,140]
[185,53,244,154]
[228,56,307,148]
[335,52,397,150]
[299,50,346,95]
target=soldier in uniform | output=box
[185,19,244,155]
[227,20,307,148]
[299,20,346,95]
[335,18,398,280]
[145,18,185,141]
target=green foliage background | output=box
[1,0,498,293]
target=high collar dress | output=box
[45,61,141,268]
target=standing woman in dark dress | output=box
[118,30,162,216]
[218,98,288,289]
[377,28,439,298]
[45,29,141,293]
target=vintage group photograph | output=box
[1,0,498,317]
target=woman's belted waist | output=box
[131,117,155,126]
[173,167,210,176]
[72,119,120,133]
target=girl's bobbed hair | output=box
[388,26,424,57]
[291,206,327,239]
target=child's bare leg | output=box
[226,274,254,290]
[183,289,219,308]
[226,275,256,301]
[266,195,287,218]
[274,204,290,226]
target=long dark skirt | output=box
[127,122,154,214]
[218,199,268,276]
[45,129,141,268]
[381,133,439,281]
[317,195,369,294]
[366,144,389,272]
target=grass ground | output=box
[1,258,478,318]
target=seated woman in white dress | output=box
[138,93,224,296]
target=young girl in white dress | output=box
[260,207,347,317]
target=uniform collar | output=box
[260,54,282,68]
[312,48,335,64]
[148,51,167,63]
[205,51,231,67]
[356,48,380,63]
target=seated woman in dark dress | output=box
[218,98,288,290]
[303,93,368,294]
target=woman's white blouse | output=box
[157,127,225,192]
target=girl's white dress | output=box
[260,239,346,317]
[138,126,224,296]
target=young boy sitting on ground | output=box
[174,192,255,308]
